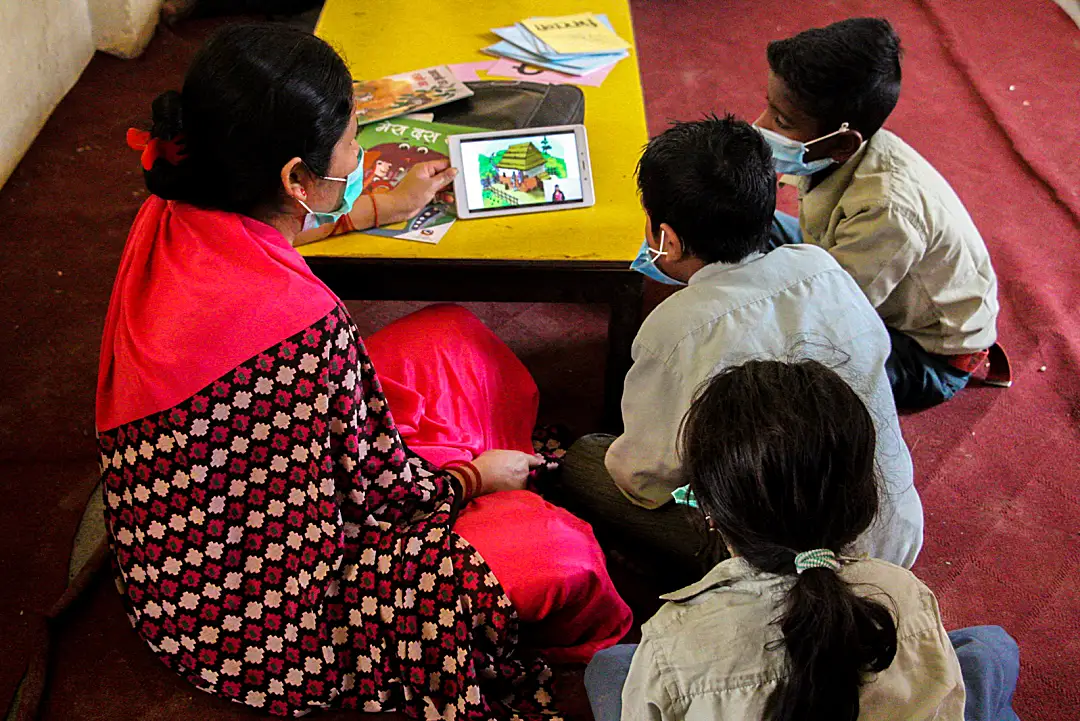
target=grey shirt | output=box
[606,244,923,567]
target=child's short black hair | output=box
[767,18,902,139]
[637,114,776,265]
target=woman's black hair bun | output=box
[143,90,197,202]
[151,90,184,140]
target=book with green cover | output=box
[357,117,481,244]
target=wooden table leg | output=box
[603,274,644,433]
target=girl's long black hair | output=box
[680,360,898,721]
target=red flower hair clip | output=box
[126,128,187,171]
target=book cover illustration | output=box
[357,118,482,244]
[353,66,473,126]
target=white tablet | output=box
[448,125,595,219]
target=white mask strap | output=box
[649,229,669,259]
[293,161,339,214]
[804,122,851,149]
[296,196,315,215]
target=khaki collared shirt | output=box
[783,129,998,356]
[622,557,966,721]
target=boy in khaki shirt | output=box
[753,18,1007,407]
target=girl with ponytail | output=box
[584,360,1020,721]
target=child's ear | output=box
[827,128,864,164]
[660,222,685,261]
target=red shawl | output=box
[97,197,337,432]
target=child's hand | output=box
[387,160,457,222]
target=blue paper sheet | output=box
[482,41,626,75]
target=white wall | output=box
[0,0,95,188]
[89,0,161,59]
[0,0,161,189]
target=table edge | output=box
[304,256,635,271]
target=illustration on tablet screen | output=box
[460,133,584,211]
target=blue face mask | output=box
[629,230,687,286]
[755,123,850,176]
[299,149,366,231]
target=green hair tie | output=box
[793,548,841,574]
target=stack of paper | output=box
[484,13,630,77]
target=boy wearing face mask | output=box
[558,114,923,586]
[755,17,1005,408]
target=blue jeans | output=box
[886,326,972,408]
[949,626,1022,721]
[584,643,637,721]
[768,209,803,249]
[585,626,1020,721]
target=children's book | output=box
[357,118,482,244]
[519,13,630,56]
[353,66,473,126]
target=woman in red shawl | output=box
[98,24,629,719]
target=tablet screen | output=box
[457,131,585,213]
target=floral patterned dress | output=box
[101,305,560,718]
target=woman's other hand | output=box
[386,159,457,222]
[472,450,544,494]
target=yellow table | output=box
[309,0,649,429]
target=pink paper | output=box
[448,61,496,82]
[485,57,617,87]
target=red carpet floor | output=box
[1,1,1077,720]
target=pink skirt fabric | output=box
[365,304,631,663]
